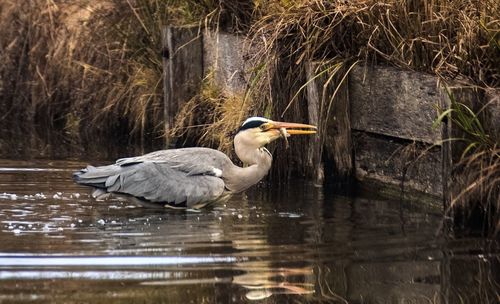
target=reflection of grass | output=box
[233,265,315,300]
[452,148,500,235]
[316,266,349,303]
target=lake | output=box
[0,159,497,303]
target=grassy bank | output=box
[1,0,497,149]
[0,1,163,157]
[0,0,214,157]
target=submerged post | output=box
[162,26,203,148]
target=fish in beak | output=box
[262,120,317,148]
[268,121,317,136]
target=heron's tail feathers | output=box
[73,164,121,189]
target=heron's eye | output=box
[259,124,268,131]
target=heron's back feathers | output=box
[73,148,232,208]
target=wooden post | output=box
[162,26,203,148]
[306,62,353,184]
[324,65,352,180]
[305,63,324,184]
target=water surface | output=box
[0,159,497,303]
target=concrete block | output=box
[203,31,248,95]
[350,65,445,144]
[353,131,443,196]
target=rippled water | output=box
[0,159,498,303]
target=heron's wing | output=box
[107,162,225,207]
[75,147,232,208]
[116,147,231,176]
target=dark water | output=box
[0,159,497,303]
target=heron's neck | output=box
[236,143,270,165]
[226,146,272,193]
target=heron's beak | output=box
[268,121,317,136]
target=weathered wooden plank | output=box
[440,88,453,208]
[162,26,203,147]
[162,27,172,148]
[350,65,443,144]
[267,59,311,183]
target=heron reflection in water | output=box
[74,117,316,209]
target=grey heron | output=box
[73,117,317,209]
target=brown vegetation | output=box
[1,0,497,149]
[0,1,166,157]
[170,73,251,155]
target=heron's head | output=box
[234,117,317,149]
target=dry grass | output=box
[439,94,500,235]
[0,0,168,155]
[0,0,258,157]
[249,0,499,85]
[245,0,499,130]
[170,73,251,154]
[0,1,228,155]
[2,0,496,146]
[224,0,499,181]
[451,147,499,234]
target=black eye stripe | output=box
[238,120,266,132]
